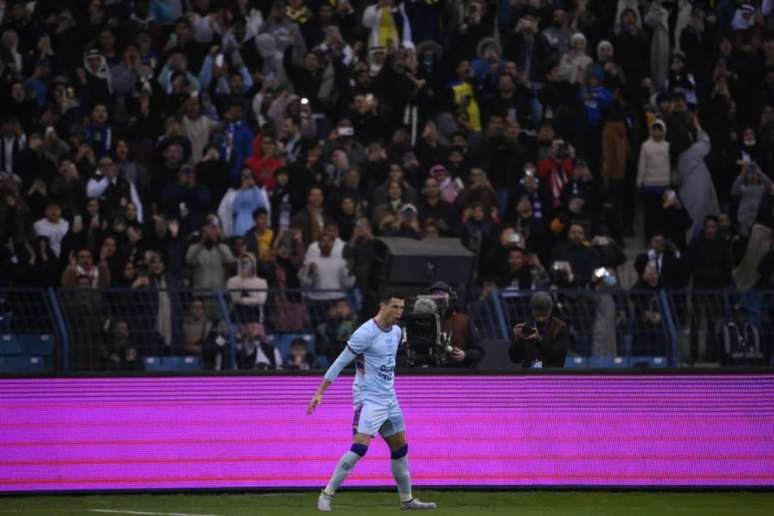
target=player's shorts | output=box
[352,399,405,438]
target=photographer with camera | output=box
[425,282,484,368]
[509,292,570,368]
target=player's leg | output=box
[381,404,436,510]
[319,403,386,510]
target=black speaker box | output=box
[373,237,475,286]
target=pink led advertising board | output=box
[1,375,773,492]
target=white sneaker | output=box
[400,498,437,510]
[318,490,333,512]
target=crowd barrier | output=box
[0,288,771,373]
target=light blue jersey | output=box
[324,318,402,405]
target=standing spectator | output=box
[298,233,355,306]
[635,233,685,290]
[185,220,236,290]
[687,215,733,362]
[732,162,772,237]
[220,101,254,182]
[33,200,69,258]
[232,169,271,236]
[675,116,719,241]
[61,248,111,289]
[245,208,275,262]
[306,220,346,260]
[291,186,326,248]
[638,119,671,239]
[550,224,599,288]
[161,165,211,238]
[227,253,269,324]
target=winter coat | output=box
[637,137,671,187]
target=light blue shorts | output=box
[352,399,405,438]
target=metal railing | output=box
[0,288,771,372]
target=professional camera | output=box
[401,294,453,367]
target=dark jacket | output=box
[509,316,570,368]
[442,312,485,368]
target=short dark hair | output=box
[379,290,404,305]
[252,207,268,219]
[704,214,719,225]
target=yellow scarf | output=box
[452,82,482,132]
[377,7,399,49]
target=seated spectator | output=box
[315,298,357,361]
[102,319,142,371]
[236,322,283,370]
[182,299,214,357]
[372,179,409,231]
[226,253,269,324]
[285,337,317,370]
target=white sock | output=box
[325,450,363,495]
[391,455,412,502]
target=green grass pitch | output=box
[2,491,774,515]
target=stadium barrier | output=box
[0,288,772,373]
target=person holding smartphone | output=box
[509,292,570,368]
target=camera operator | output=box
[427,281,485,368]
[509,292,570,368]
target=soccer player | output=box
[307,293,437,512]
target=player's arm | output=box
[307,328,370,415]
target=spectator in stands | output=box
[637,119,671,240]
[732,162,772,237]
[631,263,668,356]
[236,322,282,370]
[245,207,275,262]
[550,224,599,288]
[186,218,236,290]
[315,298,357,361]
[306,220,346,260]
[226,253,268,324]
[33,200,69,259]
[102,319,142,371]
[285,337,317,370]
[298,232,355,307]
[688,215,733,362]
[634,233,685,289]
[62,247,111,289]
[232,168,271,236]
[291,186,325,248]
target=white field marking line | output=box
[87,510,221,516]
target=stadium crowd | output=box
[1,0,774,368]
